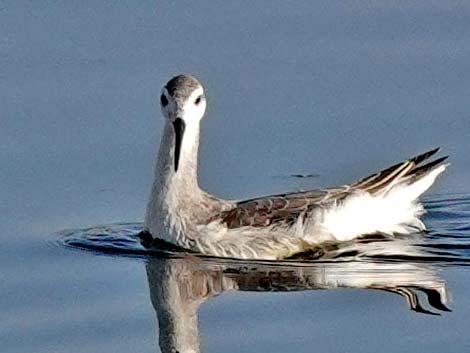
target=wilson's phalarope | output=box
[143,74,448,260]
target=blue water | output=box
[2,1,470,352]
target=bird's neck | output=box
[154,120,201,192]
[145,120,204,236]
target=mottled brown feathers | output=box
[212,148,447,230]
[213,191,328,229]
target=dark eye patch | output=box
[194,95,203,105]
[160,94,168,106]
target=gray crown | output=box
[165,74,201,99]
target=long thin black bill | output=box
[172,118,185,172]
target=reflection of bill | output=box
[146,249,450,353]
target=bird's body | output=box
[144,74,448,260]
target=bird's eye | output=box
[160,94,168,107]
[194,95,203,105]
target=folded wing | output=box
[211,148,448,230]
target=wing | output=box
[347,147,447,194]
[213,189,330,228]
[212,148,448,229]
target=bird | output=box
[142,74,448,260]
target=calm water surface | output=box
[2,1,470,352]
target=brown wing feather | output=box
[350,148,440,192]
[216,191,328,228]
[350,147,445,194]
[213,148,446,230]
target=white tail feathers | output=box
[318,164,448,241]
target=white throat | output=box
[144,113,204,241]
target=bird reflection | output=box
[145,238,450,353]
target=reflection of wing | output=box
[375,287,451,315]
[213,148,447,229]
[146,242,451,353]
[222,261,450,315]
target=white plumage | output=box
[318,165,447,241]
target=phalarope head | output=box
[160,74,206,171]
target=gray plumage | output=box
[165,74,201,98]
[144,74,448,260]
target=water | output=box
[57,195,470,351]
[2,1,470,352]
